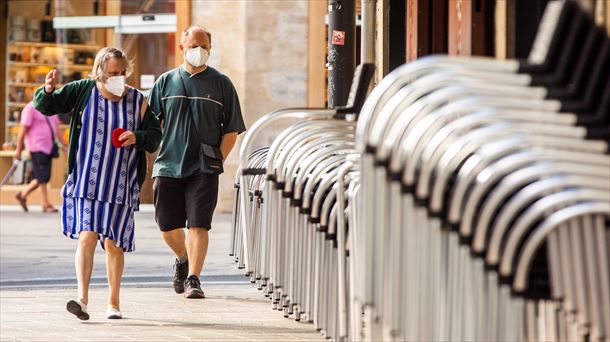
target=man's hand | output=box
[13,149,22,161]
[44,69,58,94]
[119,131,137,147]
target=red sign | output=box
[331,30,346,46]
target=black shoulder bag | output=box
[44,116,60,158]
[179,70,224,174]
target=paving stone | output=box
[1,206,325,341]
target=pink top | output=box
[20,102,61,155]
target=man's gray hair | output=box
[181,25,212,45]
[89,47,134,82]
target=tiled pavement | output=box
[0,206,324,341]
[0,286,324,341]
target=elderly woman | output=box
[33,47,161,320]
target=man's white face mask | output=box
[185,47,209,68]
[105,75,126,97]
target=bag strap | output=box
[43,116,57,142]
[178,68,203,144]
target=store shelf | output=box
[0,150,27,158]
[0,184,28,191]
[8,82,64,89]
[0,185,63,205]
[8,61,93,71]
[7,102,28,108]
[9,41,100,50]
[8,82,41,88]
[8,82,55,88]
[5,19,96,199]
[4,120,69,128]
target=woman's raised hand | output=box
[44,69,58,94]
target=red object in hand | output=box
[112,128,126,148]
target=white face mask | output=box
[105,75,125,97]
[185,47,209,68]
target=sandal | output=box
[43,205,59,213]
[14,193,28,212]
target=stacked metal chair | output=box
[231,64,375,341]
[230,147,268,271]
[232,1,609,341]
[355,1,609,341]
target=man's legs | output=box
[160,226,211,297]
[18,153,53,211]
[183,227,208,298]
[20,179,39,198]
[154,173,215,298]
[186,227,209,277]
[39,182,50,206]
[161,228,190,294]
[154,177,187,258]
[161,228,187,259]
[38,182,58,212]
[15,179,38,212]
[154,176,191,294]
[182,173,217,299]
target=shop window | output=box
[2,0,176,196]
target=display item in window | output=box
[40,20,55,43]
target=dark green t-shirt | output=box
[148,66,246,178]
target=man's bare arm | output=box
[219,132,238,163]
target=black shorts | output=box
[153,172,219,231]
[30,152,52,183]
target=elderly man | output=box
[148,25,246,298]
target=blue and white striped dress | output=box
[62,86,142,252]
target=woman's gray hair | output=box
[89,47,134,81]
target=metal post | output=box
[361,0,376,64]
[336,163,353,338]
[328,0,356,107]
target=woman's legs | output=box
[75,231,98,305]
[104,239,124,309]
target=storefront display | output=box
[4,9,100,146]
[2,0,180,204]
[1,2,102,196]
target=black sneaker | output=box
[184,275,205,299]
[173,258,189,294]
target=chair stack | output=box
[232,1,609,341]
[232,116,361,340]
[355,1,609,341]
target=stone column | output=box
[192,0,309,212]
